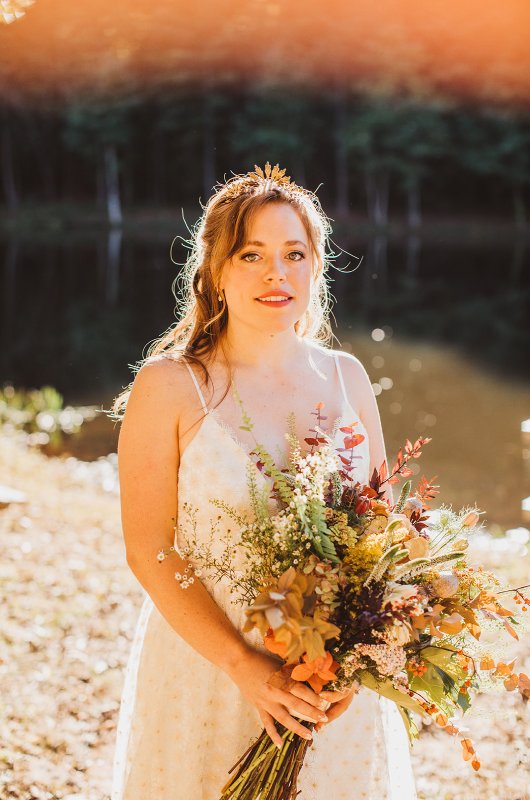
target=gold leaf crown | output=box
[220,161,312,202]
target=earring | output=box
[217,288,223,302]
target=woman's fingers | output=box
[260,709,284,748]
[270,685,328,724]
[289,681,330,711]
[319,683,359,704]
[274,705,314,741]
[314,686,359,731]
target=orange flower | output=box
[264,628,288,659]
[291,650,341,693]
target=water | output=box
[1,225,529,529]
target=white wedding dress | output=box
[111,350,418,799]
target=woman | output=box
[110,163,418,798]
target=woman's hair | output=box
[109,166,338,421]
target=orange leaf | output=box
[480,656,495,670]
[493,660,516,677]
[444,724,459,735]
[461,738,475,761]
[471,759,481,771]
[504,674,519,691]
[518,672,530,700]
[264,630,288,659]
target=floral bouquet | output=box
[173,400,530,800]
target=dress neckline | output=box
[178,400,368,481]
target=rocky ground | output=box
[0,428,529,800]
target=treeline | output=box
[1,86,529,228]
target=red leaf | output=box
[344,434,365,449]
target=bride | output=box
[110,163,418,798]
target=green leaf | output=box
[358,670,429,718]
[395,704,420,745]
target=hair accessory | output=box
[221,161,312,203]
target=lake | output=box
[1,222,529,531]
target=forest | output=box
[1,89,529,230]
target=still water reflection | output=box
[1,228,529,530]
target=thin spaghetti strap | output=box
[184,360,209,415]
[334,352,349,408]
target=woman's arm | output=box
[117,358,328,745]
[336,351,395,507]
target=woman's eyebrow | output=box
[244,239,307,247]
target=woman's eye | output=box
[240,251,305,262]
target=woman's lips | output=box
[255,297,293,307]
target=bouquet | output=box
[173,399,530,799]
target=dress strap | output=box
[184,360,209,415]
[334,352,349,408]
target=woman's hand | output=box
[228,651,330,748]
[313,680,361,732]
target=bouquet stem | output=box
[221,722,314,799]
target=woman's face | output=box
[219,202,312,335]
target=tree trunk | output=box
[1,237,18,374]
[20,109,56,202]
[406,177,422,229]
[202,93,216,200]
[374,172,389,227]
[405,233,421,279]
[1,109,19,210]
[105,228,122,306]
[366,171,389,227]
[512,183,527,230]
[103,143,122,226]
[333,89,349,218]
[150,126,165,205]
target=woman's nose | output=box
[264,254,287,278]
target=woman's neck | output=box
[220,326,308,374]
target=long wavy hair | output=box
[109,169,339,421]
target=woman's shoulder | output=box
[306,342,372,416]
[307,341,369,377]
[125,353,198,416]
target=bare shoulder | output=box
[120,354,198,435]
[129,354,190,402]
[329,347,374,419]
